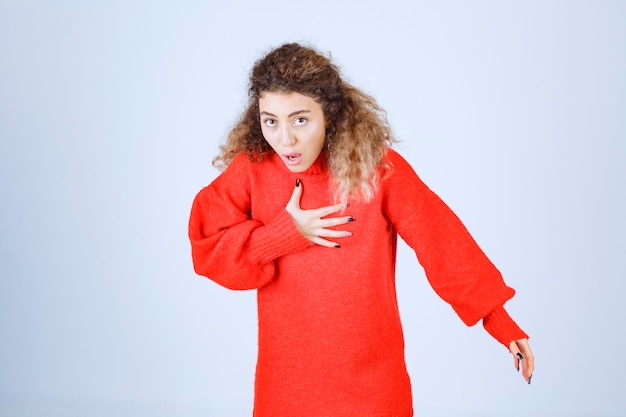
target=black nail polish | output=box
[296,178,301,187]
[347,217,355,222]
[335,244,341,248]
[528,374,532,384]
[516,353,524,360]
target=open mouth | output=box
[283,153,302,165]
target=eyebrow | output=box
[260,109,311,118]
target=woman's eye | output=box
[264,119,276,127]
[294,117,307,125]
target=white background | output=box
[1,1,624,416]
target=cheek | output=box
[260,128,275,145]
[316,126,327,147]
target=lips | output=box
[283,153,302,166]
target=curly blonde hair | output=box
[213,43,396,202]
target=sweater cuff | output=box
[482,305,529,350]
[248,208,313,264]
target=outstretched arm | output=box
[382,149,534,383]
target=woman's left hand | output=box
[508,338,534,384]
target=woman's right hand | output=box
[285,179,354,248]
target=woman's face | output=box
[259,91,326,173]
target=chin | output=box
[282,160,312,173]
[285,165,308,173]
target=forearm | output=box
[190,204,312,290]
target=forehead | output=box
[259,91,322,112]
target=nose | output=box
[280,125,296,146]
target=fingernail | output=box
[516,353,524,360]
[347,217,355,222]
[296,178,300,187]
[528,374,533,385]
[345,232,352,237]
[335,244,341,248]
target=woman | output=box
[189,42,534,417]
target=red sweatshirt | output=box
[189,149,528,417]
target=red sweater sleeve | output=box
[382,150,528,345]
[188,155,312,290]
[482,305,529,348]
